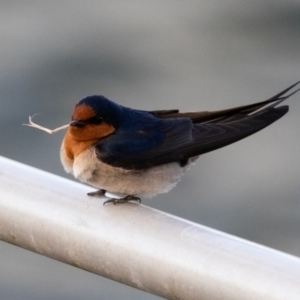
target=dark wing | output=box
[96,116,194,169]
[96,82,299,170]
[145,105,289,166]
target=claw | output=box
[103,195,141,205]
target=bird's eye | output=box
[88,116,104,125]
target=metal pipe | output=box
[0,155,299,300]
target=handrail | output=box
[0,155,299,299]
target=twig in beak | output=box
[23,114,69,134]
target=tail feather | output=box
[151,81,299,124]
[187,105,289,156]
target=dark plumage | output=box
[59,82,299,202]
[80,81,300,170]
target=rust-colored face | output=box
[72,103,95,121]
[62,103,116,160]
[68,104,115,141]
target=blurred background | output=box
[1,1,300,299]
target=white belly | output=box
[61,146,198,197]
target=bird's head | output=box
[69,95,123,141]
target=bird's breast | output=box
[66,146,199,197]
[60,130,97,173]
[60,129,200,196]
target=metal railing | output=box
[0,155,299,299]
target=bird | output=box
[59,82,299,205]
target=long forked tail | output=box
[153,81,300,124]
[188,105,289,156]
[175,82,300,159]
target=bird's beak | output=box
[70,120,86,128]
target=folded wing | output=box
[96,82,299,169]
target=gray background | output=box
[1,1,300,299]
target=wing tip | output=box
[275,105,289,115]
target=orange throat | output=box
[63,130,98,160]
[63,123,115,160]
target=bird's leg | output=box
[103,195,141,205]
[87,189,106,197]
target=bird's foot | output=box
[103,195,141,205]
[87,189,106,197]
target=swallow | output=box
[58,82,299,204]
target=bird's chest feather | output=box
[61,138,197,196]
[60,131,97,174]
